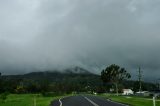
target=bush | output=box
[41,92,62,97]
[0,92,9,102]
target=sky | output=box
[0,0,160,80]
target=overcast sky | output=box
[0,0,160,80]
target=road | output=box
[50,95,127,106]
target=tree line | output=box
[0,65,158,95]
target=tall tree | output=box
[101,64,131,96]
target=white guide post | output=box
[34,96,36,106]
[153,96,156,106]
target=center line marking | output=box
[59,98,62,106]
[84,97,99,106]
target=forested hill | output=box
[0,67,103,93]
[1,67,100,83]
[0,67,157,93]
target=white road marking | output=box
[84,97,99,106]
[59,99,62,106]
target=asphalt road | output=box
[50,95,127,106]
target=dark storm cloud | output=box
[0,0,160,80]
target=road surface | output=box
[50,95,127,106]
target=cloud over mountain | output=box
[0,0,160,80]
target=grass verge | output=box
[0,94,69,106]
[98,94,160,106]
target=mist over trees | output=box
[0,67,158,95]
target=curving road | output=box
[50,95,127,106]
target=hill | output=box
[1,67,99,82]
[0,67,103,93]
[0,67,158,93]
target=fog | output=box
[0,0,160,80]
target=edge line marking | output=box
[59,98,62,106]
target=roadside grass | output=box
[99,94,160,106]
[1,93,160,106]
[0,94,67,106]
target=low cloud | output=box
[0,0,160,80]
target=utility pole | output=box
[158,79,160,90]
[138,67,142,92]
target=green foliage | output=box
[0,71,102,93]
[41,92,63,97]
[101,64,131,95]
[101,64,131,84]
[15,86,26,94]
[0,92,9,102]
[0,69,157,94]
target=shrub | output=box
[41,92,62,97]
[0,92,9,102]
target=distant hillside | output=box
[1,67,101,85]
[0,67,104,93]
[0,67,157,93]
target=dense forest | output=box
[0,67,158,94]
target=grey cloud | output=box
[0,0,160,80]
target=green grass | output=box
[99,94,160,106]
[2,93,160,106]
[0,94,66,106]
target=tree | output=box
[101,64,131,96]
